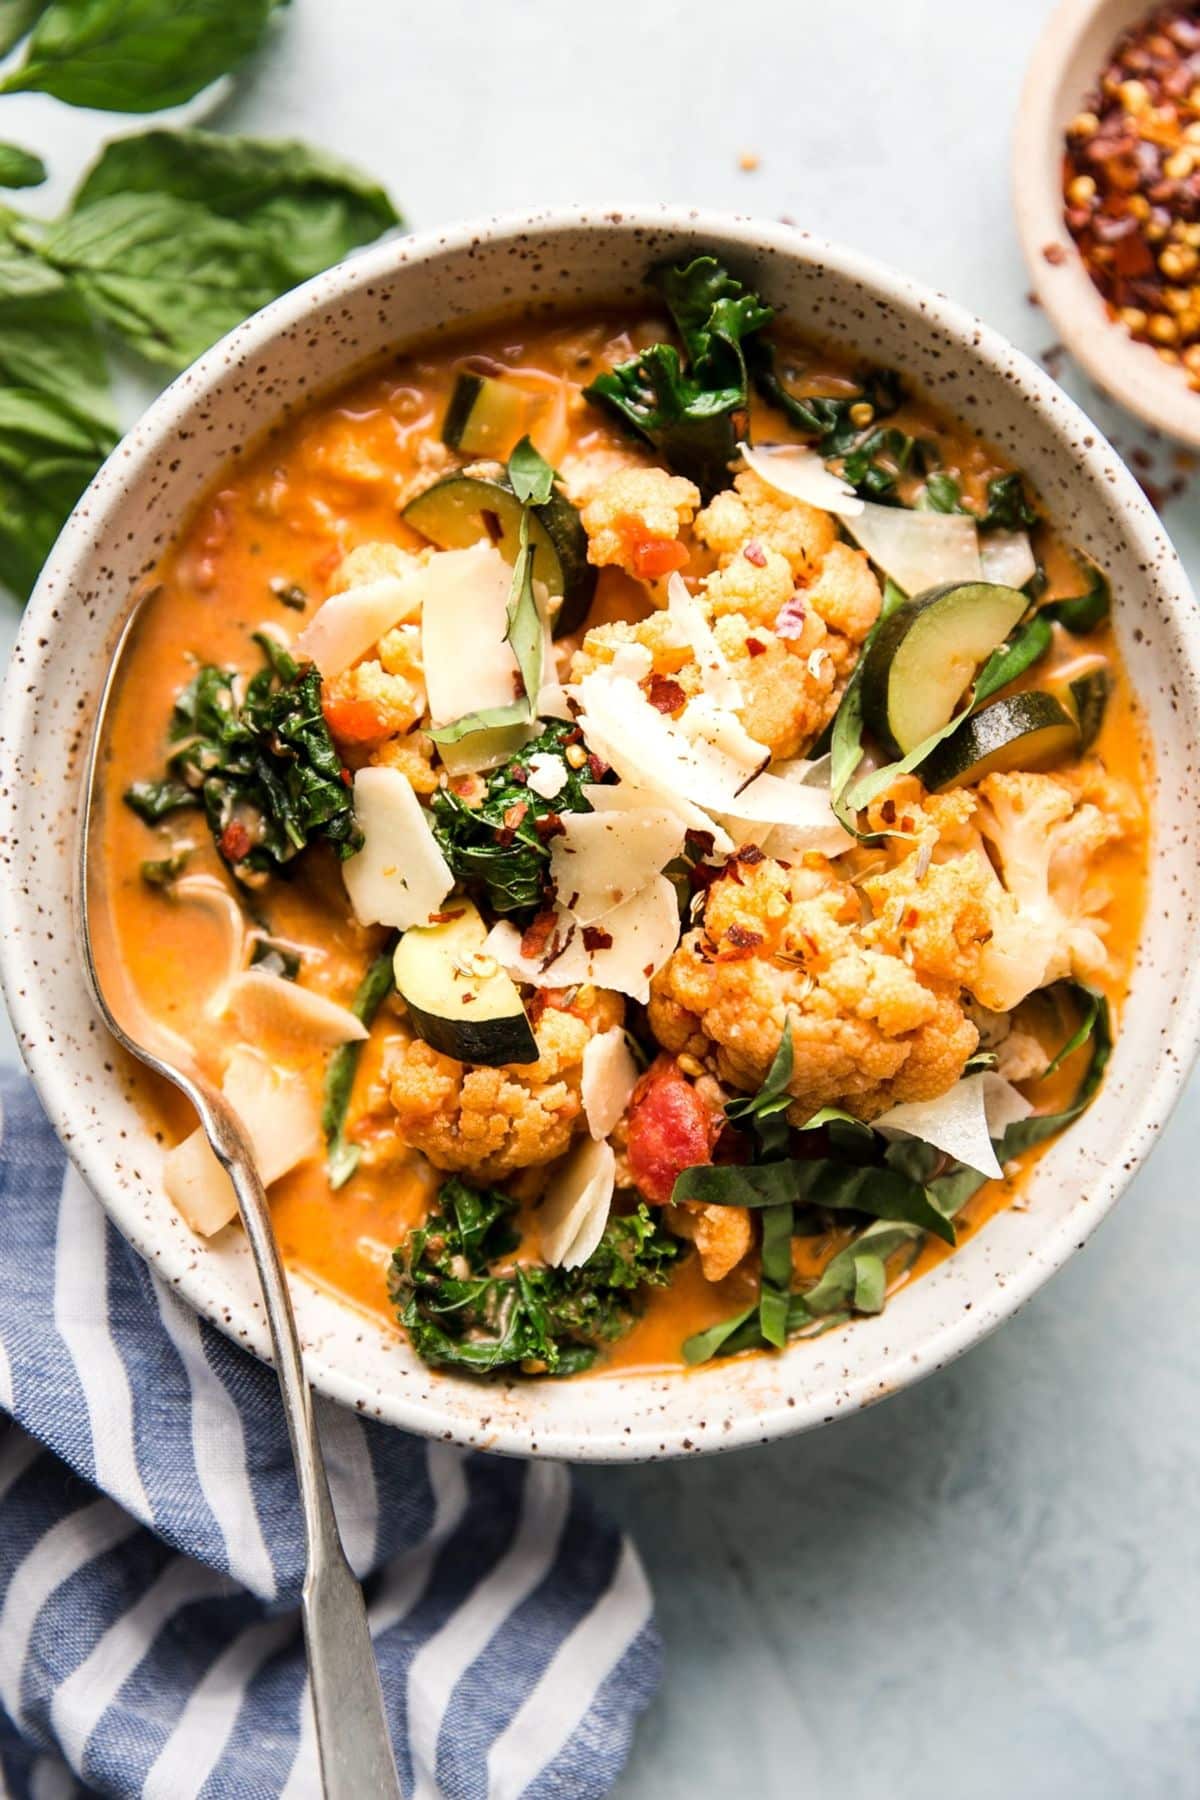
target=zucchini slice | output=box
[442,373,529,459]
[393,898,538,1066]
[919,691,1080,791]
[403,465,596,637]
[1062,667,1111,751]
[860,581,1029,757]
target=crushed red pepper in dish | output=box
[1063,3,1200,385]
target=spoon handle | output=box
[208,1105,403,1800]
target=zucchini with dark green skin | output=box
[393,899,538,1066]
[860,581,1029,757]
[919,691,1080,790]
[442,373,529,459]
[403,463,595,636]
[1063,667,1111,752]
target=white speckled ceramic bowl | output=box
[1014,0,1200,445]
[2,207,1198,1461]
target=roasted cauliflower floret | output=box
[568,609,699,686]
[386,990,623,1180]
[666,1202,753,1283]
[649,853,978,1121]
[863,767,1139,1013]
[695,467,837,580]
[580,467,700,580]
[801,542,882,664]
[703,542,796,628]
[715,618,839,760]
[369,728,438,794]
[328,539,429,595]
[322,658,425,747]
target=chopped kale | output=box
[389,1177,682,1375]
[429,720,595,918]
[749,346,908,497]
[585,255,772,496]
[124,632,361,883]
[979,471,1038,531]
[139,850,189,887]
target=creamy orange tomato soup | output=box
[97,266,1149,1378]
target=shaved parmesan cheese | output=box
[572,672,734,850]
[550,805,687,924]
[979,528,1037,591]
[485,875,680,1003]
[226,968,367,1047]
[982,1070,1034,1137]
[730,756,852,859]
[539,1137,616,1269]
[609,643,655,682]
[739,440,864,518]
[292,574,420,679]
[342,766,452,930]
[526,752,569,800]
[666,573,742,707]
[676,694,769,785]
[419,543,523,728]
[874,1072,1013,1179]
[163,1047,320,1237]
[845,501,981,597]
[581,1029,639,1141]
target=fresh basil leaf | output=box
[507,436,555,506]
[0,0,47,58]
[22,193,293,372]
[1,0,275,112]
[997,985,1112,1157]
[426,702,529,746]
[672,1157,956,1246]
[725,1015,794,1156]
[1043,552,1111,635]
[72,130,400,285]
[0,144,44,189]
[852,1253,887,1313]
[323,945,396,1189]
[0,386,116,597]
[759,1202,793,1349]
[796,1220,925,1318]
[505,508,544,710]
[682,1304,757,1366]
[749,344,904,455]
[842,610,1053,816]
[0,233,115,429]
[921,471,963,513]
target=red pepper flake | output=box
[736,843,765,866]
[685,828,716,857]
[533,812,566,841]
[339,767,353,787]
[582,925,614,952]
[219,820,252,863]
[507,764,529,785]
[725,924,763,949]
[587,753,608,782]
[880,797,897,825]
[502,801,528,831]
[521,910,558,960]
[775,593,808,640]
[646,674,687,714]
[429,907,468,924]
[746,636,766,657]
[743,540,768,567]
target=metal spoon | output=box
[77,592,403,1800]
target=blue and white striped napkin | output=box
[0,1070,659,1798]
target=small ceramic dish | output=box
[2,206,1199,1461]
[1014,0,1200,446]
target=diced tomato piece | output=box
[626,1054,723,1205]
[322,695,390,744]
[629,535,688,581]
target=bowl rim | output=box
[4,201,1200,1460]
[1012,0,1200,447]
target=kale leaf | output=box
[429,719,595,918]
[584,255,772,497]
[749,345,908,498]
[979,471,1038,531]
[125,632,361,882]
[390,1177,682,1376]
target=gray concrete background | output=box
[2,3,1198,1794]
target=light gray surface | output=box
[2,2,1198,1794]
